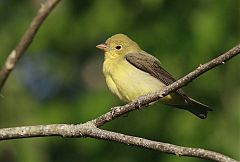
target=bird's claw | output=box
[135,99,142,109]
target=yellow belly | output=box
[103,58,172,103]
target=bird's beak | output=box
[96,43,108,52]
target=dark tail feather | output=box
[169,97,213,119]
[184,98,213,119]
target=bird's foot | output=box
[135,98,143,110]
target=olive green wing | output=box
[125,51,187,97]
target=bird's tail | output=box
[182,97,213,119]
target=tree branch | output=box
[0,123,237,162]
[0,0,61,91]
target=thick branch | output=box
[0,0,61,91]
[0,124,237,162]
[93,44,240,126]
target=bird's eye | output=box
[115,45,122,50]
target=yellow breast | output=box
[103,57,167,102]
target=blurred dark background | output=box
[0,0,239,162]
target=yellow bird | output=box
[96,34,212,119]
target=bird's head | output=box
[96,34,140,59]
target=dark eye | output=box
[115,45,122,50]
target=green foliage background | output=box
[0,0,239,162]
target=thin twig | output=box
[0,0,61,91]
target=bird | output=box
[96,33,212,119]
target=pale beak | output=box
[96,43,108,52]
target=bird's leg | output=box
[134,98,141,109]
[135,96,147,109]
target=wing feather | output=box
[125,51,187,97]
